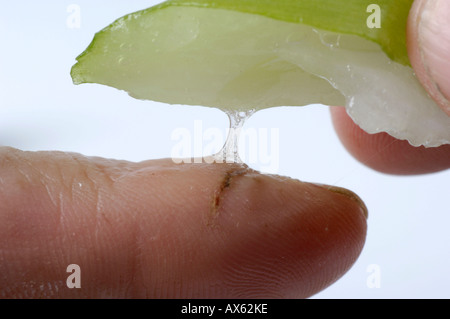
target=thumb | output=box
[408,0,450,116]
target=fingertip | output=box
[408,0,450,116]
[208,171,368,298]
[330,106,450,175]
[115,162,368,298]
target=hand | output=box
[0,0,448,300]
[331,0,450,175]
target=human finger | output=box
[0,147,367,298]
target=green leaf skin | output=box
[165,0,413,66]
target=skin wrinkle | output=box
[32,162,68,234]
[57,156,90,234]
[67,155,119,251]
[27,152,116,298]
[106,163,185,298]
[126,210,147,299]
[209,165,251,223]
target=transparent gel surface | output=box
[213,110,255,164]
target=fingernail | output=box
[418,0,450,115]
[314,184,369,219]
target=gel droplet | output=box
[213,109,255,163]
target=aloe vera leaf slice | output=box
[71,1,450,147]
[71,6,346,109]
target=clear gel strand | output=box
[214,109,255,164]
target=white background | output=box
[0,1,449,299]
